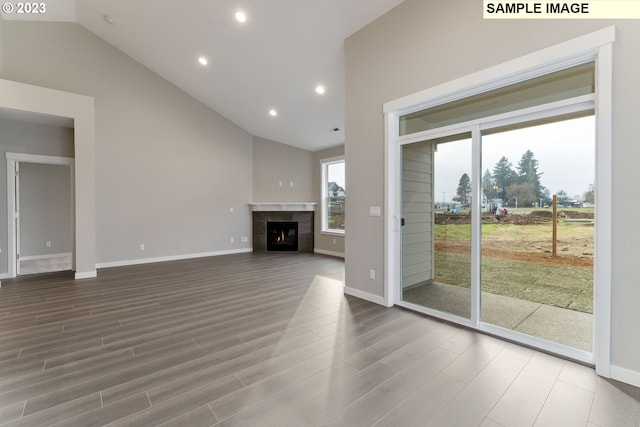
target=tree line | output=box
[453,150,594,208]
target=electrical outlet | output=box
[139,243,145,251]
[45,241,52,248]
[230,237,235,243]
[241,236,248,243]
[229,206,234,213]
[369,269,376,280]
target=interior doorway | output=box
[6,153,75,278]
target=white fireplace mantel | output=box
[249,202,316,212]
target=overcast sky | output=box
[327,162,345,188]
[434,115,595,205]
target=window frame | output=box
[320,155,346,235]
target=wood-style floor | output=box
[0,252,638,426]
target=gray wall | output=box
[313,145,345,257]
[252,136,314,203]
[3,21,254,264]
[19,163,73,257]
[345,0,640,380]
[0,14,4,77]
[0,118,74,273]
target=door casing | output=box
[6,152,75,278]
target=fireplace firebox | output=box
[266,221,298,251]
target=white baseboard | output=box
[96,248,253,269]
[75,270,98,280]
[20,252,72,261]
[344,286,386,306]
[610,365,640,388]
[314,248,345,258]
[0,269,96,280]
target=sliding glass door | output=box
[401,133,472,320]
[480,116,594,351]
[387,30,614,367]
[399,114,595,354]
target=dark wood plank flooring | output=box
[0,252,638,426]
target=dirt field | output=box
[435,243,593,268]
[436,210,594,268]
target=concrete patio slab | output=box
[402,281,592,352]
[515,304,592,351]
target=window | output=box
[321,156,345,233]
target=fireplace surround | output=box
[250,203,315,252]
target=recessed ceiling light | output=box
[269,109,278,117]
[103,14,115,25]
[235,10,247,23]
[198,56,208,66]
[315,85,326,95]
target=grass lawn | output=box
[435,252,593,313]
[434,220,594,313]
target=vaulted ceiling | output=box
[3,0,405,151]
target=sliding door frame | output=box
[384,26,614,374]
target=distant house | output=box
[326,182,346,230]
[327,182,345,197]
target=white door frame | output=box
[6,153,75,278]
[384,27,614,374]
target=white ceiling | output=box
[3,0,404,151]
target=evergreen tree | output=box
[516,150,543,201]
[492,157,516,203]
[482,169,495,202]
[454,173,471,207]
[542,188,552,207]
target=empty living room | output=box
[1,1,640,426]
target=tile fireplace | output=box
[250,203,315,252]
